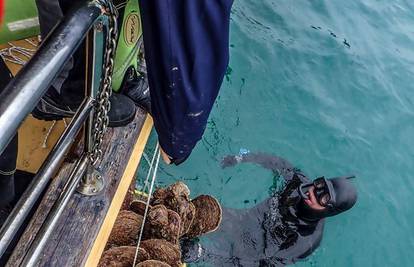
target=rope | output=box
[63,118,68,128]
[132,144,161,266]
[141,143,159,194]
[41,120,57,148]
[142,152,152,168]
[0,39,37,65]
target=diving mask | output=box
[299,175,355,208]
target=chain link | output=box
[89,0,119,165]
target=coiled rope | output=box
[0,39,37,65]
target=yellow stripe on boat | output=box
[85,115,153,267]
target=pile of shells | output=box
[98,181,222,267]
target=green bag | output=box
[112,0,142,92]
[0,0,40,44]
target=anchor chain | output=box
[89,0,119,165]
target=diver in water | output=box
[182,152,358,266]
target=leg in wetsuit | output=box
[0,59,17,225]
[0,136,17,225]
[33,0,138,127]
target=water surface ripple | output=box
[142,1,414,266]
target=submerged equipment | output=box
[297,175,357,221]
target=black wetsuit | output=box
[0,59,17,220]
[192,153,324,266]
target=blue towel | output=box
[139,0,233,163]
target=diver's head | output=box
[296,176,357,221]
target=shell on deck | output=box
[144,205,181,244]
[140,239,182,267]
[130,199,150,216]
[185,195,222,239]
[106,210,143,248]
[122,180,137,210]
[152,182,195,236]
[135,260,171,267]
[98,246,149,267]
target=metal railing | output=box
[0,1,115,264]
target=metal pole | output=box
[0,1,102,155]
[20,154,90,267]
[0,98,94,258]
[77,18,108,196]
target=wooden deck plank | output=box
[84,115,153,267]
[6,162,74,266]
[7,110,152,266]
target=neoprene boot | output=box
[32,89,137,128]
[33,0,137,127]
[106,93,137,127]
[121,67,152,114]
[30,42,137,127]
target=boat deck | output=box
[8,113,152,267]
[1,39,153,266]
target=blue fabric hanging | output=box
[139,0,233,163]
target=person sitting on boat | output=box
[0,60,33,226]
[1,0,144,225]
[32,0,139,127]
[33,0,234,165]
[182,152,358,266]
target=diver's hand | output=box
[160,145,190,165]
[160,147,172,164]
[221,149,250,168]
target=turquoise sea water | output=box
[140,1,414,266]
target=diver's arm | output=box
[221,152,295,179]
